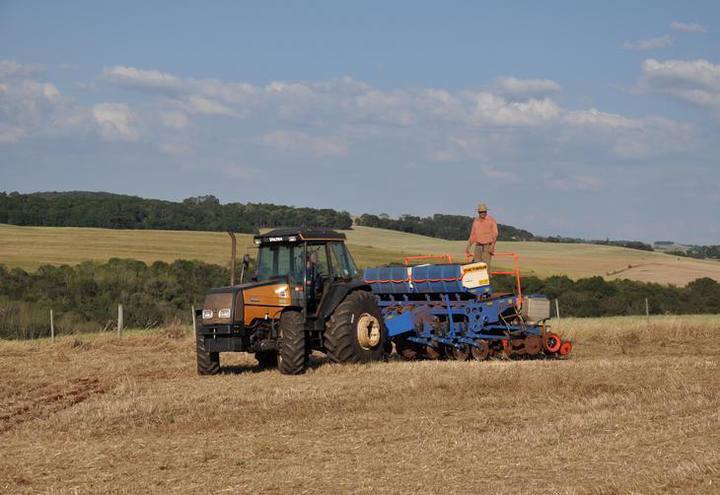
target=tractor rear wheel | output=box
[325,290,385,364]
[278,310,306,375]
[196,332,220,375]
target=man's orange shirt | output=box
[468,215,498,245]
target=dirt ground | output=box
[1,315,719,494]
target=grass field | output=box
[2,223,720,285]
[1,315,718,494]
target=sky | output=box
[1,1,719,244]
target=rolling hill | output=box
[1,223,719,285]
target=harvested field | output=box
[1,315,719,494]
[3,223,720,285]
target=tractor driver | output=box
[465,202,498,273]
[305,249,324,304]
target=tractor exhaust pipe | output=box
[228,231,236,285]
[240,254,250,284]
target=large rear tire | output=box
[196,331,220,375]
[278,310,306,375]
[325,290,385,364]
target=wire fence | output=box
[0,302,198,341]
[1,295,658,341]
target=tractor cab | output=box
[252,228,359,313]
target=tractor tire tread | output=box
[324,290,383,364]
[196,331,220,375]
[278,310,306,375]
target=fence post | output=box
[191,305,197,333]
[50,309,55,343]
[645,297,650,323]
[555,298,561,321]
[117,304,124,336]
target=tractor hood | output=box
[201,278,296,327]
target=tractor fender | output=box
[317,280,373,321]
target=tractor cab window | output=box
[328,242,358,279]
[305,243,330,279]
[305,243,330,306]
[256,244,303,282]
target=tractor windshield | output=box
[256,244,304,282]
[328,242,358,279]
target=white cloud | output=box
[670,21,707,33]
[641,58,720,110]
[0,123,26,143]
[223,163,259,180]
[564,108,641,129]
[12,80,60,101]
[160,111,189,129]
[0,61,701,164]
[544,174,601,192]
[623,35,673,51]
[642,58,720,90]
[259,130,347,157]
[103,66,183,93]
[469,93,561,126]
[496,77,561,96]
[0,65,66,144]
[0,60,45,79]
[158,142,190,155]
[92,103,140,141]
[481,164,517,182]
[186,96,234,116]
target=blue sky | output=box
[1,1,719,243]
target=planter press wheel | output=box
[445,343,470,361]
[470,340,490,360]
[543,332,562,353]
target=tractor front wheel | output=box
[278,310,306,375]
[196,332,220,375]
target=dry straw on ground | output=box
[1,315,719,494]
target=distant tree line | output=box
[535,236,654,251]
[356,213,535,241]
[356,213,657,251]
[0,191,353,233]
[492,274,720,317]
[0,259,229,339]
[1,258,719,339]
[668,245,720,261]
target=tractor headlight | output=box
[218,308,232,319]
[202,309,214,320]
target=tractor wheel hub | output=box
[357,313,381,349]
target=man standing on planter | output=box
[465,202,498,274]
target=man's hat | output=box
[477,203,488,212]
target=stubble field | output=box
[1,315,719,494]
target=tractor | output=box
[195,228,385,375]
